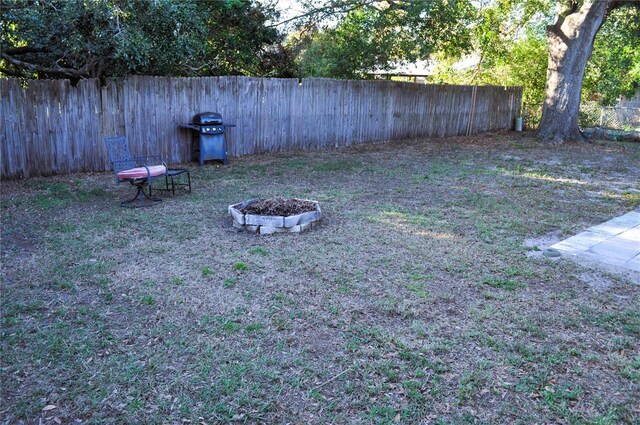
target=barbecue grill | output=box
[179,112,236,165]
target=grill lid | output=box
[193,112,223,125]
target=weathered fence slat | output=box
[1,77,521,179]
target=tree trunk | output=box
[536,0,610,143]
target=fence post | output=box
[466,85,478,136]
[599,108,604,127]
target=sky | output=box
[273,0,306,24]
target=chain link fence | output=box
[579,102,640,131]
[523,102,640,140]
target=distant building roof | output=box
[370,54,481,78]
[371,60,435,77]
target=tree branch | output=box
[1,52,90,78]
[0,65,28,78]
[607,0,638,14]
[268,0,377,27]
[468,52,484,84]
[3,46,49,55]
[0,0,36,10]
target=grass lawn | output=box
[1,131,639,424]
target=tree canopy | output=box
[288,0,639,107]
[583,6,640,105]
[2,0,638,112]
[291,0,475,79]
[1,0,292,80]
[429,1,639,107]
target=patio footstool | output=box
[149,168,191,196]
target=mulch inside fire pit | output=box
[240,198,317,216]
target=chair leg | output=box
[169,170,191,195]
[121,183,162,208]
[142,186,163,203]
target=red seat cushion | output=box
[117,165,167,180]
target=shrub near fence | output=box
[523,102,640,133]
[1,76,522,179]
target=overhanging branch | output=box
[0,65,28,78]
[268,0,379,27]
[3,46,49,55]
[0,0,36,10]
[1,52,90,78]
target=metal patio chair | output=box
[104,136,168,208]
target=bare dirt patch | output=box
[524,231,563,258]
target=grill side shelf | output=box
[179,124,236,129]
[178,124,201,131]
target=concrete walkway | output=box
[549,210,640,273]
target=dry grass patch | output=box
[1,132,639,424]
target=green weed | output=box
[619,356,640,382]
[223,278,237,288]
[141,295,155,306]
[233,262,248,271]
[405,282,430,300]
[481,275,524,291]
[170,277,185,286]
[244,323,265,332]
[249,247,270,256]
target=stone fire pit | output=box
[229,198,321,235]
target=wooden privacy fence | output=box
[1,76,522,179]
